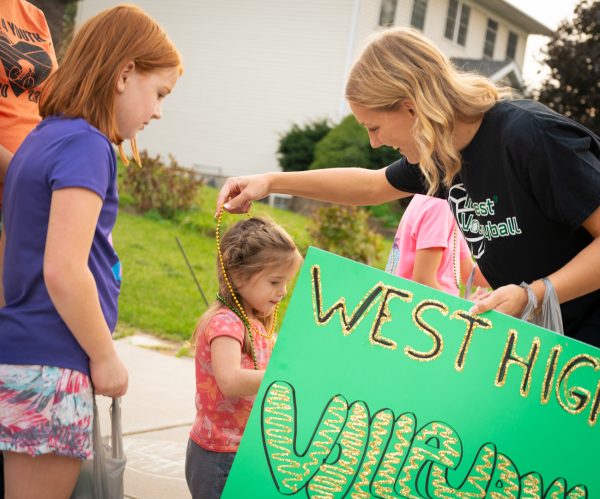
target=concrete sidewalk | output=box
[96,335,195,499]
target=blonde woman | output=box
[217,27,600,347]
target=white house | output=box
[75,0,552,178]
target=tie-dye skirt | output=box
[0,364,93,459]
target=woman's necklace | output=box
[215,206,278,342]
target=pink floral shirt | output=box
[190,308,274,452]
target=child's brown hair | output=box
[194,217,302,354]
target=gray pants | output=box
[185,439,235,499]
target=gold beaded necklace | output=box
[215,292,258,370]
[215,206,278,344]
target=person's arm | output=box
[471,205,600,317]
[412,248,444,290]
[413,248,489,292]
[216,168,411,214]
[460,257,490,288]
[472,266,489,288]
[0,144,12,181]
[211,336,265,397]
[44,187,128,397]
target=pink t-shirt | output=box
[190,308,274,452]
[386,194,470,295]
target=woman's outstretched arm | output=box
[216,167,411,214]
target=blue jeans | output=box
[185,439,235,499]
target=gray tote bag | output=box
[520,277,564,335]
[71,397,127,499]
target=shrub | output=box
[277,119,332,172]
[367,201,406,230]
[311,205,384,265]
[310,115,400,170]
[122,150,204,218]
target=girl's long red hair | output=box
[40,4,182,145]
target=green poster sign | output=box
[222,248,597,498]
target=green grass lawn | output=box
[114,185,391,343]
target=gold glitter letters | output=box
[261,381,589,498]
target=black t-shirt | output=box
[385,99,600,346]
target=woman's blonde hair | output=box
[40,4,182,149]
[193,217,303,354]
[346,27,511,194]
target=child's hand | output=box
[90,353,129,398]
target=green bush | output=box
[311,205,384,265]
[277,119,332,172]
[367,201,406,229]
[310,115,400,170]
[122,150,204,219]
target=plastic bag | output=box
[519,277,564,335]
[71,397,126,499]
[463,265,476,300]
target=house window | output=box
[444,0,459,40]
[506,30,518,59]
[379,0,398,27]
[456,5,470,46]
[445,1,470,46]
[410,0,428,30]
[484,18,498,58]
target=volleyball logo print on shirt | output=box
[448,183,485,260]
[0,28,53,97]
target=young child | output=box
[186,216,302,499]
[0,5,181,498]
[386,194,488,296]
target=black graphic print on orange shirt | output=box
[0,22,52,98]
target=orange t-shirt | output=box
[190,308,274,453]
[0,0,57,154]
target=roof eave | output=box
[490,61,524,88]
[474,0,554,36]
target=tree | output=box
[29,0,78,59]
[310,115,400,170]
[277,119,332,172]
[534,0,600,135]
